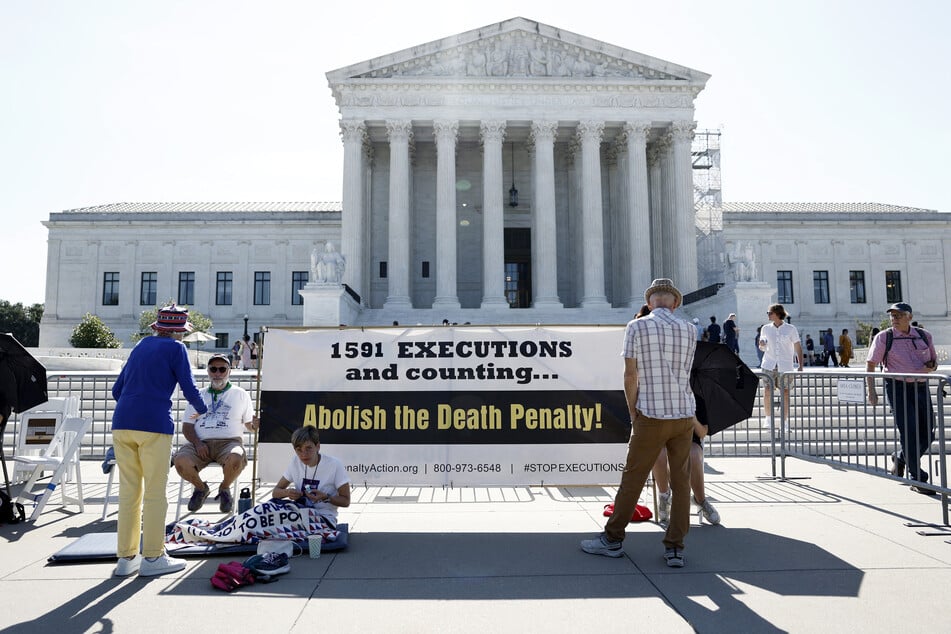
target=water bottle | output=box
[238,487,252,513]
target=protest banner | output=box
[257,325,631,486]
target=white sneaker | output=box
[114,554,141,577]
[657,490,671,525]
[761,417,772,430]
[139,553,186,577]
[694,496,721,525]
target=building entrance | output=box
[504,228,532,308]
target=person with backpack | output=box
[239,335,254,371]
[866,302,938,495]
[822,328,839,367]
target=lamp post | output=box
[243,314,249,339]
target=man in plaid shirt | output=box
[581,278,698,568]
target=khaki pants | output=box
[605,412,695,550]
[113,429,173,559]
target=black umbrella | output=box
[691,341,759,435]
[0,333,48,415]
[1,333,48,495]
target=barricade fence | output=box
[3,370,783,471]
[776,369,950,525]
[1,372,260,465]
[6,368,947,518]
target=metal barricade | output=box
[702,369,778,476]
[779,369,950,525]
[1,371,260,462]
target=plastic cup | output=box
[308,534,322,559]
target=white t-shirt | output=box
[282,453,350,523]
[182,384,254,440]
[759,321,801,372]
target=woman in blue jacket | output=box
[112,305,208,577]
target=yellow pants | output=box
[113,429,173,558]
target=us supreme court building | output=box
[39,18,951,356]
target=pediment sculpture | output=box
[354,31,686,81]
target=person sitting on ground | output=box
[271,426,351,526]
[174,353,259,513]
[652,419,720,525]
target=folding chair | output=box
[12,396,80,483]
[13,416,91,521]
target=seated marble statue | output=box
[311,241,346,284]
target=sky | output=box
[1,0,949,306]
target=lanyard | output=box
[207,383,231,415]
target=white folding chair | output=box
[12,396,80,483]
[13,416,91,521]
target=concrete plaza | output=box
[2,456,951,633]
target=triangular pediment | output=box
[327,17,709,84]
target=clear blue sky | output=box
[2,0,948,306]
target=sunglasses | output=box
[208,366,230,374]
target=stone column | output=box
[530,121,563,308]
[660,134,678,279]
[339,119,366,302]
[480,120,508,308]
[577,121,609,308]
[647,140,665,280]
[623,122,652,305]
[433,120,461,310]
[671,120,698,290]
[384,120,413,309]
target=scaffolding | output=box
[692,129,725,287]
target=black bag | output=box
[0,489,26,525]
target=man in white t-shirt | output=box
[758,304,804,431]
[174,354,259,513]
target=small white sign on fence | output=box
[836,379,866,404]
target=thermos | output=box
[238,487,252,513]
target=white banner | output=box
[257,325,632,486]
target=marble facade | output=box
[326,17,709,311]
[36,19,951,350]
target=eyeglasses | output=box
[208,366,230,373]
[766,311,774,316]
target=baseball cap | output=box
[886,302,913,314]
[207,353,232,367]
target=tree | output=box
[0,300,44,346]
[856,318,890,346]
[70,313,122,348]
[131,300,213,343]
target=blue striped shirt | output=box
[620,307,697,419]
